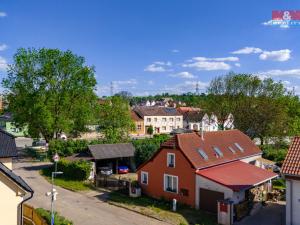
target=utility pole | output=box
[195,82,200,95]
[110,81,114,96]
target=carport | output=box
[88,143,135,174]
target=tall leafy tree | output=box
[206,73,289,144]
[2,48,98,141]
[98,96,134,143]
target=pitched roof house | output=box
[137,130,277,215]
[281,137,300,225]
[0,129,33,225]
[133,107,183,134]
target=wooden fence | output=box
[23,204,48,225]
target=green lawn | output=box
[40,168,93,192]
[108,191,217,225]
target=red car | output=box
[118,166,129,174]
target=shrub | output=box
[133,134,170,167]
[261,144,288,166]
[35,208,73,225]
[43,159,91,181]
[48,139,90,157]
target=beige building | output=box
[130,111,145,136]
[0,129,33,225]
[134,106,183,134]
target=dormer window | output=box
[198,149,208,160]
[167,153,175,168]
[234,143,244,153]
[213,146,223,157]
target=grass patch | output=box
[40,167,93,192]
[272,178,286,190]
[108,191,217,225]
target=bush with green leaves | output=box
[48,139,90,157]
[261,144,288,166]
[43,159,91,181]
[133,134,170,167]
[35,208,73,225]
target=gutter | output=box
[20,190,34,225]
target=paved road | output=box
[234,202,285,225]
[14,162,167,225]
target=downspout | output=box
[290,180,293,225]
[20,191,34,225]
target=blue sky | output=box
[1,0,300,96]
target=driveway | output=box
[234,202,285,225]
[14,162,168,225]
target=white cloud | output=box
[171,49,179,53]
[235,63,241,67]
[0,44,7,51]
[0,56,8,71]
[0,12,7,17]
[262,20,290,29]
[144,61,172,72]
[259,49,291,62]
[114,79,137,85]
[192,56,239,62]
[147,80,154,85]
[170,71,196,79]
[258,69,300,78]
[183,61,231,71]
[231,47,263,54]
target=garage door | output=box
[199,188,224,213]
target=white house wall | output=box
[0,173,24,225]
[286,179,300,225]
[195,175,245,209]
[240,155,261,164]
[144,115,183,134]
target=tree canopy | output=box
[2,48,99,141]
[98,96,134,143]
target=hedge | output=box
[48,139,90,157]
[35,208,73,225]
[43,159,91,181]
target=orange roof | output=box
[281,137,300,176]
[196,161,277,191]
[176,130,262,169]
[177,107,200,114]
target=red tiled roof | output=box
[281,136,300,176]
[131,111,143,121]
[176,130,262,169]
[196,161,278,191]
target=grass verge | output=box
[108,191,217,225]
[40,167,93,192]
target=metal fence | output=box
[95,175,130,193]
[23,204,48,225]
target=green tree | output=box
[2,48,98,141]
[98,96,134,143]
[147,125,154,135]
[206,73,289,144]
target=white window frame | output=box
[164,174,178,193]
[141,171,148,185]
[162,117,167,122]
[176,117,180,122]
[147,118,151,122]
[167,153,175,168]
[162,126,166,131]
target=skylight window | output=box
[197,149,208,160]
[228,146,236,154]
[234,143,244,152]
[213,147,223,157]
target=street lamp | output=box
[46,171,63,225]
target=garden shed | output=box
[88,143,136,175]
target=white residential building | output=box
[134,107,183,134]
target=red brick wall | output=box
[137,148,196,207]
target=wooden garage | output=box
[199,188,224,213]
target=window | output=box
[169,118,174,122]
[234,143,244,152]
[176,118,180,122]
[154,117,157,122]
[162,118,167,122]
[213,146,223,157]
[169,126,174,131]
[141,171,148,185]
[164,174,178,193]
[167,153,175,168]
[162,126,166,131]
[137,125,142,130]
[147,118,151,122]
[198,148,208,160]
[228,146,236,154]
